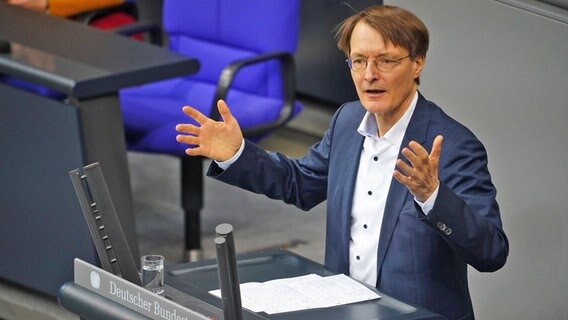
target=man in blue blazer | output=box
[176,5,508,320]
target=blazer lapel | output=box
[341,136,364,270]
[376,93,433,278]
[335,125,365,273]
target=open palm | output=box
[175,100,243,162]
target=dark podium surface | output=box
[59,250,445,320]
[0,2,199,297]
[165,250,445,320]
[0,3,198,99]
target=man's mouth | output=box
[365,89,386,94]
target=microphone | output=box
[215,223,244,320]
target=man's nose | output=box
[363,61,380,81]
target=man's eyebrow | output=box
[350,52,397,58]
[377,52,398,58]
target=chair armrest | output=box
[209,51,297,137]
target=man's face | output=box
[349,21,424,127]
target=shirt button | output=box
[363,224,368,229]
[373,156,378,161]
[356,256,361,260]
[367,191,372,195]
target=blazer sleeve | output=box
[207,140,328,211]
[420,133,509,272]
[206,105,349,211]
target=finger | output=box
[175,123,199,134]
[182,105,210,125]
[176,134,200,145]
[396,158,414,177]
[216,99,235,123]
[393,170,404,183]
[430,135,443,161]
[401,147,420,168]
[408,140,429,160]
[185,146,203,156]
[393,169,412,186]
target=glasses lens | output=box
[348,56,409,72]
[348,59,366,72]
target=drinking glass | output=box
[140,254,165,295]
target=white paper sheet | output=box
[209,273,380,314]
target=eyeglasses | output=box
[346,55,411,72]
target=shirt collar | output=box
[357,91,419,145]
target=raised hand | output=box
[393,135,443,202]
[175,100,243,162]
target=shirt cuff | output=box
[414,182,439,215]
[215,139,245,171]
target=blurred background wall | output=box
[386,0,568,318]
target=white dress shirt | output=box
[349,92,437,287]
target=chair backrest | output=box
[163,0,300,99]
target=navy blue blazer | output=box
[209,93,509,320]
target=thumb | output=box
[430,135,443,165]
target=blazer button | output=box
[445,227,452,235]
[436,221,446,231]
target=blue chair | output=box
[119,0,303,260]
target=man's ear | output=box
[413,56,425,80]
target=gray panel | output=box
[387,0,568,318]
[539,0,568,10]
[495,0,568,23]
[0,84,98,295]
